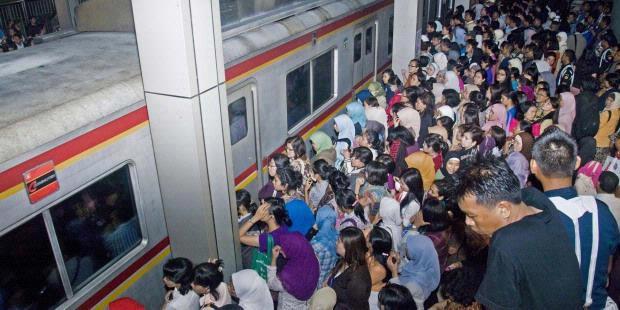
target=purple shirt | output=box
[259,226,289,252]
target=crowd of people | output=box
[151,0,620,309]
[0,17,45,52]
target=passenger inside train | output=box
[1,0,620,309]
[150,1,620,309]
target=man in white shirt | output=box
[597,171,620,229]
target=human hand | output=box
[253,203,270,223]
[387,251,400,274]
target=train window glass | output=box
[365,26,373,55]
[228,97,248,145]
[286,63,311,129]
[50,165,141,291]
[0,215,66,308]
[353,33,362,62]
[312,51,334,110]
[388,16,394,55]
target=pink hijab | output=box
[482,103,507,131]
[558,92,576,133]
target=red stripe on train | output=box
[224,0,394,81]
[78,237,171,309]
[233,60,392,186]
[0,106,149,194]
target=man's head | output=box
[531,130,580,183]
[455,156,523,236]
[598,171,619,194]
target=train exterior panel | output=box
[0,0,401,308]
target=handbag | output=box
[251,234,273,280]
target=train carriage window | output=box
[365,26,374,55]
[388,16,394,55]
[228,97,248,145]
[286,62,311,129]
[312,51,334,110]
[50,165,141,291]
[0,215,66,309]
[353,33,362,62]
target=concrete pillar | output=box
[393,0,419,82]
[612,0,620,41]
[130,0,240,276]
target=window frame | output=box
[0,161,148,306]
[353,33,362,63]
[365,26,374,56]
[227,96,249,145]
[388,15,394,56]
[286,47,338,134]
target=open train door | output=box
[227,83,261,196]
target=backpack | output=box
[251,234,273,280]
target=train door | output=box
[353,21,377,85]
[227,84,261,195]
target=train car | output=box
[0,0,461,308]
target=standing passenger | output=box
[230,269,274,310]
[162,258,200,310]
[455,156,584,309]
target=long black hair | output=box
[163,257,194,295]
[368,227,393,282]
[192,260,224,301]
[399,168,425,210]
[335,189,367,225]
[235,189,258,215]
[264,197,292,227]
[418,198,451,233]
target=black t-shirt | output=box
[476,187,584,310]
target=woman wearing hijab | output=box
[558,92,577,134]
[396,107,421,140]
[364,96,389,138]
[557,32,568,55]
[388,234,440,310]
[482,103,507,131]
[268,232,320,309]
[368,82,388,108]
[511,132,534,161]
[506,151,530,188]
[404,152,436,191]
[346,101,367,136]
[436,152,460,180]
[231,269,274,310]
[309,131,336,165]
[334,114,356,168]
[444,70,460,92]
[310,207,339,289]
[594,92,620,162]
[377,197,403,251]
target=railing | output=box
[0,0,59,34]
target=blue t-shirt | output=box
[545,187,620,309]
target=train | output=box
[0,0,450,308]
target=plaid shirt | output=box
[311,240,339,289]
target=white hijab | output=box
[232,269,274,310]
[444,71,460,92]
[379,197,403,251]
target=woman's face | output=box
[461,132,475,149]
[542,100,554,112]
[286,143,296,160]
[474,72,485,86]
[497,70,507,83]
[273,175,286,192]
[163,277,177,289]
[525,106,537,121]
[514,135,523,152]
[501,94,510,107]
[397,177,410,193]
[606,95,615,109]
[382,72,390,84]
[427,184,440,199]
[336,238,345,257]
[415,98,426,112]
[409,61,419,74]
[268,159,278,177]
[359,132,370,147]
[546,54,556,67]
[191,283,209,295]
[446,159,460,174]
[487,107,496,121]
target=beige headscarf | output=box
[604,92,620,111]
[309,287,337,310]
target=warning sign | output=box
[23,161,59,204]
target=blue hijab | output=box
[285,199,315,236]
[346,101,367,129]
[312,206,338,256]
[400,234,441,299]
